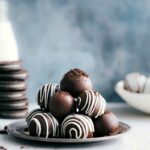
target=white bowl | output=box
[115,81,150,114]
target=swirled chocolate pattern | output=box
[27,112,59,138]
[61,114,94,139]
[76,90,106,118]
[37,83,59,109]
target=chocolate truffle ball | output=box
[28,112,59,138]
[124,72,146,93]
[60,68,92,97]
[93,111,119,137]
[37,83,59,110]
[48,91,74,120]
[26,108,43,123]
[61,114,94,139]
[76,90,106,118]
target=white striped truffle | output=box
[124,72,146,93]
[28,112,59,138]
[37,83,59,110]
[61,114,94,139]
[76,90,106,118]
[26,109,43,123]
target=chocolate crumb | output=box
[4,126,7,130]
[24,127,28,132]
[0,130,7,135]
[20,146,24,149]
[0,126,8,135]
[66,68,88,80]
[0,146,7,150]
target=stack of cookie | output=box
[0,61,28,118]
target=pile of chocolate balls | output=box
[26,68,119,139]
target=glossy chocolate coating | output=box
[37,83,59,110]
[28,113,59,138]
[93,111,119,137]
[48,91,74,120]
[60,68,92,97]
[61,114,94,139]
[76,90,106,118]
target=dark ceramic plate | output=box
[7,120,130,144]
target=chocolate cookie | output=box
[0,81,27,91]
[0,60,28,119]
[0,69,28,81]
[0,61,22,71]
[0,99,28,110]
[0,95,27,101]
[0,108,28,119]
[0,91,26,100]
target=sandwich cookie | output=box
[0,91,26,100]
[0,99,28,110]
[0,95,27,101]
[0,61,22,71]
[0,69,28,81]
[0,108,28,119]
[0,81,27,91]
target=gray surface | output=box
[7,0,150,102]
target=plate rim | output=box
[7,120,131,143]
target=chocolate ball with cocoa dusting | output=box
[60,68,92,97]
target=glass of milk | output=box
[0,0,19,62]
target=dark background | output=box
[8,0,150,102]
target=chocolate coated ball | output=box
[76,90,106,118]
[60,68,92,97]
[61,114,94,139]
[48,91,74,120]
[37,83,59,110]
[93,111,119,137]
[28,112,59,138]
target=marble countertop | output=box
[0,103,150,150]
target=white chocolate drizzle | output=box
[124,73,146,93]
[26,109,43,123]
[28,112,59,138]
[61,114,94,139]
[37,83,59,109]
[77,90,106,118]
